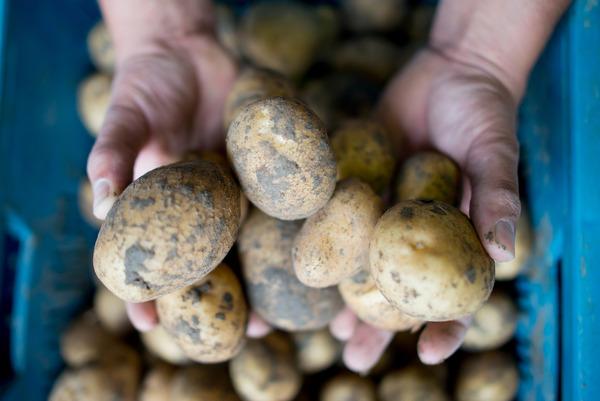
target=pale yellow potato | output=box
[87,21,115,73]
[341,0,406,32]
[171,365,241,401]
[60,311,113,368]
[78,179,102,228]
[156,263,247,363]
[139,363,176,401]
[370,200,495,321]
[94,284,130,335]
[379,365,449,401]
[320,373,376,401]
[227,97,336,221]
[49,366,120,401]
[141,325,189,365]
[292,178,383,288]
[230,333,302,401]
[93,160,241,302]
[293,329,341,374]
[77,73,111,136]
[495,210,532,280]
[455,352,519,401]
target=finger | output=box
[417,316,472,365]
[126,301,158,332]
[459,175,472,215]
[133,140,180,180]
[343,323,394,374]
[329,307,359,341]
[246,312,273,338]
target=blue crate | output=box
[0,1,599,400]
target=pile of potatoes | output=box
[63,1,535,400]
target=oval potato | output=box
[94,284,130,335]
[379,365,449,401]
[341,0,406,32]
[77,73,111,137]
[293,329,341,374]
[171,365,241,401]
[320,373,376,401]
[139,364,176,401]
[455,352,519,401]
[463,290,517,351]
[87,21,115,73]
[49,367,122,401]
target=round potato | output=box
[227,97,337,221]
[60,311,113,367]
[339,269,422,331]
[216,4,241,59]
[87,21,115,73]
[77,73,111,136]
[156,263,247,363]
[332,37,403,83]
[94,160,241,302]
[139,363,176,401]
[239,209,344,330]
[370,200,495,321]
[293,179,382,288]
[49,367,121,401]
[293,329,341,374]
[495,210,532,280]
[171,365,241,401]
[230,333,302,401]
[463,291,517,351]
[455,352,519,401]
[141,325,189,365]
[331,120,396,193]
[94,284,130,335]
[379,365,449,401]
[395,151,461,205]
[320,373,376,401]
[78,179,102,228]
[341,0,406,32]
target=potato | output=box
[395,151,461,205]
[49,367,121,401]
[171,365,241,401]
[101,343,142,401]
[339,269,422,331]
[87,21,115,73]
[341,0,406,32]
[60,311,113,367]
[293,329,341,374]
[495,210,532,280]
[379,365,449,401]
[93,160,240,302]
[332,37,403,83]
[239,209,344,330]
[78,179,102,228]
[331,120,396,193]
[407,4,436,43]
[141,325,189,365]
[230,333,302,401]
[139,363,176,401]
[370,200,495,321]
[216,4,241,59]
[94,284,130,335]
[463,291,517,351]
[77,73,111,136]
[156,263,247,363]
[227,97,337,220]
[320,373,376,401]
[455,352,519,401]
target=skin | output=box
[88,0,570,372]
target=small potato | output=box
[379,365,449,401]
[292,179,382,288]
[139,363,176,401]
[78,179,102,228]
[463,291,518,351]
[331,37,403,83]
[171,365,241,401]
[495,210,532,280]
[341,0,406,32]
[339,269,422,331]
[87,21,115,73]
[216,5,241,59]
[141,325,189,365]
[77,73,111,136]
[94,284,130,335]
[293,329,341,374]
[230,333,302,401]
[49,366,121,401]
[239,209,344,330]
[156,263,247,363]
[395,151,461,205]
[331,120,396,193]
[370,200,495,321]
[455,352,519,401]
[93,160,241,302]
[320,373,376,401]
[227,97,337,221]
[60,311,113,367]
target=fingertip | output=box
[342,324,393,374]
[417,319,471,365]
[246,312,272,338]
[329,307,359,341]
[483,219,516,262]
[126,301,158,332]
[91,178,117,220]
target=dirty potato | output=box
[495,210,532,280]
[94,284,130,335]
[77,73,111,137]
[156,263,247,363]
[320,373,377,401]
[370,200,495,321]
[341,0,406,32]
[463,290,517,351]
[239,209,344,330]
[455,352,519,401]
[141,325,189,365]
[379,365,449,401]
[227,97,336,220]
[171,365,241,401]
[49,366,123,401]
[139,363,176,401]
[87,21,115,73]
[60,311,113,367]
[293,329,341,374]
[292,178,383,288]
[93,160,241,302]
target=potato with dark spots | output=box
[379,365,449,401]
[87,21,115,73]
[49,366,124,401]
[462,290,517,351]
[455,352,519,401]
[230,333,302,401]
[331,120,396,193]
[78,179,102,228]
[171,365,241,401]
[156,263,247,363]
[223,67,296,130]
[239,209,344,331]
[370,200,495,321]
[395,151,461,205]
[141,325,189,365]
[339,269,422,331]
[139,363,176,401]
[77,73,111,137]
[293,329,341,374]
[292,179,383,288]
[227,97,337,221]
[495,211,532,280]
[341,0,406,32]
[93,159,241,302]
[94,284,130,335]
[320,373,376,401]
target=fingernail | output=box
[493,219,516,259]
[92,178,117,220]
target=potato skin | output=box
[139,364,176,401]
[239,209,344,330]
[94,160,240,302]
[332,37,403,83]
[463,291,517,351]
[141,325,189,365]
[395,151,461,205]
[87,21,115,73]
[370,200,495,321]
[320,373,376,401]
[49,367,120,401]
[227,97,336,220]
[77,73,110,137]
[379,365,449,401]
[293,329,341,374]
[171,365,241,401]
[156,263,247,363]
[455,352,519,401]
[230,333,302,401]
[94,284,130,335]
[60,311,112,368]
[495,211,532,280]
[292,178,383,288]
[341,0,406,32]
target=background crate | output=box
[0,1,598,400]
